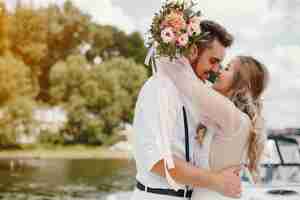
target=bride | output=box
[160,55,270,199]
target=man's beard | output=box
[208,71,219,83]
[190,60,205,82]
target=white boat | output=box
[239,134,300,199]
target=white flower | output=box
[167,0,184,5]
[93,56,103,65]
[184,0,192,8]
[176,33,189,47]
[161,27,175,44]
[167,0,192,8]
[187,22,202,36]
[189,16,202,25]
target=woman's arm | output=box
[158,58,243,136]
[151,156,242,198]
[188,78,242,135]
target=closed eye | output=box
[224,64,232,71]
[210,57,221,65]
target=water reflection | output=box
[0,159,136,200]
[1,158,300,200]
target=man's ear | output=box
[188,44,198,63]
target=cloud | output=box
[70,0,136,33]
[6,0,136,33]
[192,0,300,128]
[6,0,62,10]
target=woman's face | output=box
[213,57,241,95]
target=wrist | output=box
[207,170,219,191]
[197,169,218,189]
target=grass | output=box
[0,144,131,160]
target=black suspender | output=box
[182,106,190,163]
[182,106,192,199]
[135,106,193,198]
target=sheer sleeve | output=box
[157,57,244,137]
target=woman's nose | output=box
[218,69,225,77]
[212,64,221,73]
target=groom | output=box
[132,20,242,199]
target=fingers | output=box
[225,182,242,198]
[224,165,242,172]
[225,165,242,176]
[230,165,242,173]
[226,174,242,196]
[217,166,243,198]
[225,191,241,198]
[233,166,242,175]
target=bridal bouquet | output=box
[149,0,207,59]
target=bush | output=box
[62,96,106,145]
[49,55,147,144]
[0,55,35,106]
[0,97,36,148]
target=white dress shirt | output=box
[131,74,198,200]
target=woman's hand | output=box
[210,165,242,198]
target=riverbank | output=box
[0,145,131,160]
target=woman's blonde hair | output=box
[230,56,269,179]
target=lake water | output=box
[2,158,300,200]
[0,159,136,200]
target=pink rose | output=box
[176,33,189,47]
[161,27,175,44]
[162,11,187,32]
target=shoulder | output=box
[137,75,181,104]
[134,75,182,124]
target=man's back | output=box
[133,75,183,188]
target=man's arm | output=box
[151,155,242,198]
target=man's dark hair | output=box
[198,20,234,48]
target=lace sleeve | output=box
[157,57,244,137]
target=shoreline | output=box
[0,146,131,160]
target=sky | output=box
[6,0,300,129]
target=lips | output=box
[203,73,209,80]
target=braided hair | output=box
[230,56,269,180]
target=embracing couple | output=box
[131,1,269,200]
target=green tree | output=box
[86,25,148,65]
[9,4,48,97]
[46,2,90,63]
[49,55,147,143]
[0,2,10,56]
[49,55,105,144]
[49,55,90,104]
[39,1,91,100]
[0,55,34,106]
[10,4,48,67]
[113,31,148,64]
[0,97,36,148]
[85,57,147,134]
[86,24,114,60]
[93,57,148,122]
[8,1,91,101]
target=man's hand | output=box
[211,165,242,198]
